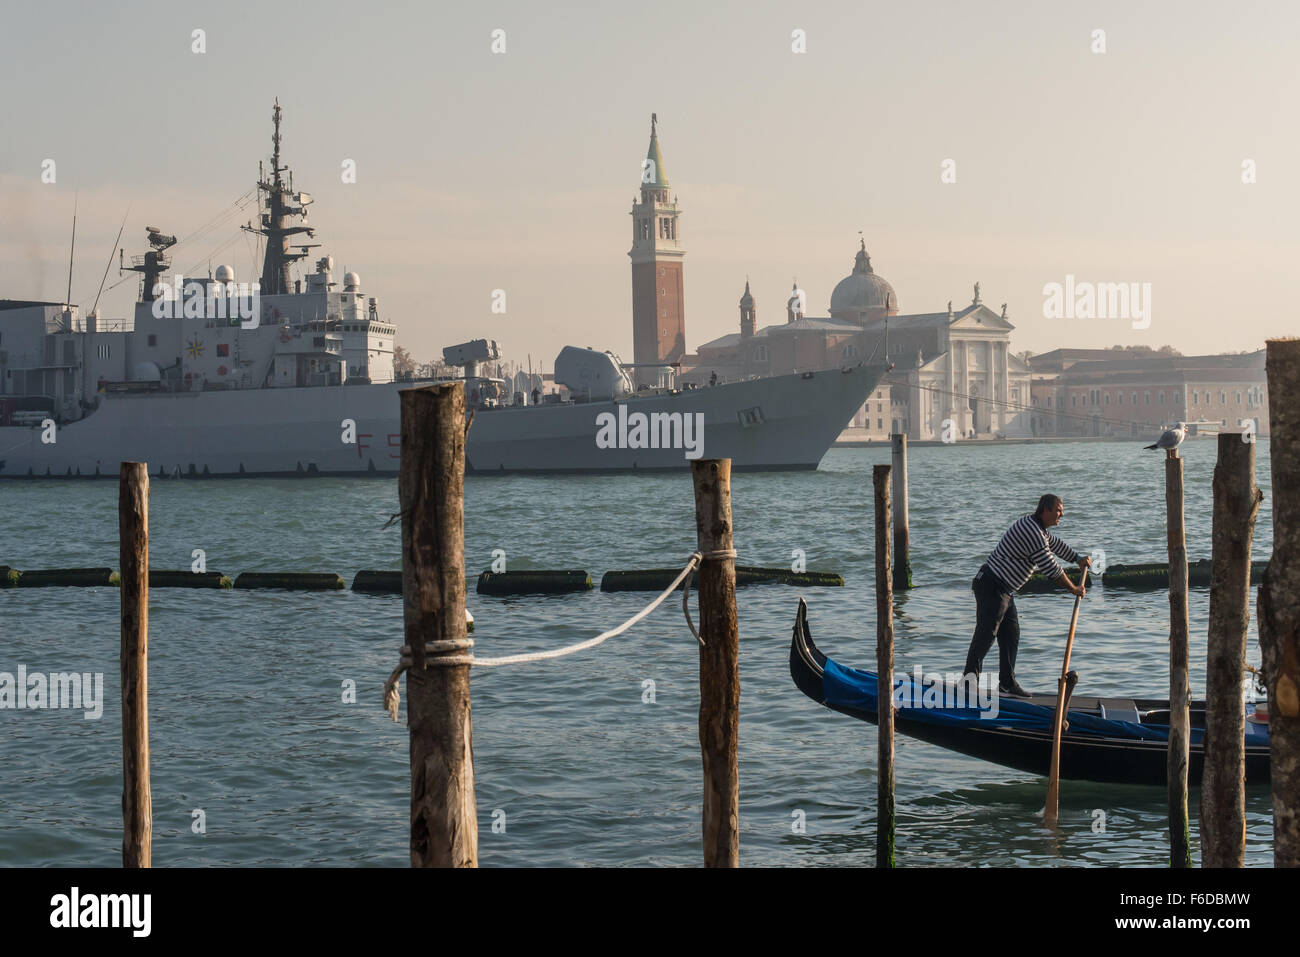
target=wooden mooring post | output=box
[692,458,740,868]
[400,383,477,868]
[1259,337,1300,867]
[119,462,151,868]
[1165,452,1192,868]
[890,435,912,590]
[1201,432,1263,867]
[873,464,896,867]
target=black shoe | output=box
[998,678,1032,697]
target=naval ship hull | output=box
[0,363,882,477]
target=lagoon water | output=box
[0,439,1276,866]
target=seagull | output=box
[1145,421,1186,458]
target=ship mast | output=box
[244,99,314,296]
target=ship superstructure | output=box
[0,105,883,477]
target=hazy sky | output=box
[2,0,1297,369]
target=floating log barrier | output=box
[351,571,474,631]
[352,570,403,592]
[13,567,116,587]
[233,572,345,590]
[601,566,843,592]
[148,570,232,589]
[476,569,592,595]
[1018,559,1269,593]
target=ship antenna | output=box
[66,191,78,308]
[91,205,131,317]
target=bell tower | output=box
[629,114,685,387]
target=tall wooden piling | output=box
[1259,337,1300,867]
[119,462,151,868]
[400,383,477,868]
[1201,432,1263,867]
[1165,453,1191,868]
[873,464,896,867]
[890,434,912,590]
[692,458,740,868]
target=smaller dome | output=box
[214,264,235,283]
[344,272,361,291]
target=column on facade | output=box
[960,339,970,435]
[999,341,1010,433]
[951,330,961,431]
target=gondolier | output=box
[964,495,1090,697]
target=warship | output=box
[0,105,884,477]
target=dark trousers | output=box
[964,565,1020,683]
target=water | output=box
[0,439,1276,866]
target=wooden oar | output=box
[1044,566,1089,827]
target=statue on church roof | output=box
[973,282,981,304]
[1001,303,1008,319]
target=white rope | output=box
[383,551,735,720]
[682,547,736,646]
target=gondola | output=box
[789,599,1271,785]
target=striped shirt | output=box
[985,514,1080,592]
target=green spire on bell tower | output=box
[642,113,670,192]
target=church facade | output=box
[684,243,1032,441]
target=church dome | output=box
[829,240,898,322]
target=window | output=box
[1236,391,1242,404]
[877,419,883,430]
[1159,392,1165,405]
[1118,392,1124,405]
[1132,392,1138,405]
[753,345,768,361]
[1175,392,1182,405]
[1221,391,1227,404]
[1105,393,1110,405]
[1145,392,1151,405]
[1072,395,1077,407]
[1192,392,1198,405]
[96,344,111,358]
[147,334,157,347]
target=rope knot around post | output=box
[682,549,738,647]
[383,551,713,719]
